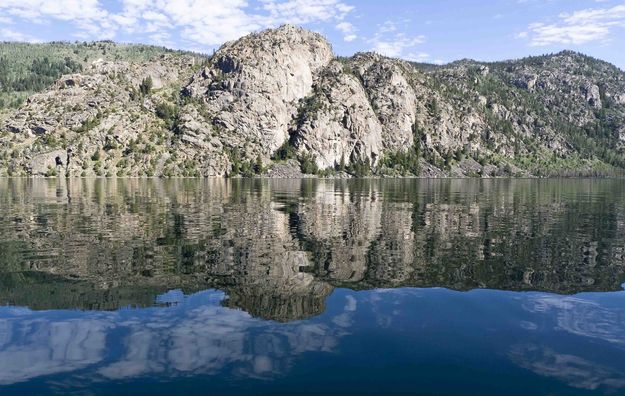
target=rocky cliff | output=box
[0,25,624,177]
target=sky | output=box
[0,0,624,68]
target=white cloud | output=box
[371,37,424,58]
[336,21,357,42]
[560,4,625,25]
[0,0,114,39]
[519,4,625,46]
[0,0,108,22]
[0,27,40,42]
[0,0,355,50]
[404,52,430,63]
[261,0,353,24]
[0,28,26,41]
[368,21,426,60]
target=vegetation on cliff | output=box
[0,26,623,178]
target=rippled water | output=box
[0,178,624,395]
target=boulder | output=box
[582,84,602,108]
[29,149,67,176]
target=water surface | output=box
[0,178,624,395]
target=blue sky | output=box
[0,0,624,68]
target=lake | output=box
[0,178,624,395]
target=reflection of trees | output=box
[0,178,625,319]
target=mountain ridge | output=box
[0,24,624,178]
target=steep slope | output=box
[423,52,625,175]
[0,55,231,177]
[0,26,624,178]
[291,60,384,170]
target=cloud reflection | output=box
[523,294,625,347]
[1,286,625,393]
[510,345,625,391]
[0,289,353,386]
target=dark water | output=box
[0,178,625,395]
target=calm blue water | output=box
[0,178,624,395]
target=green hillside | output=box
[0,41,207,109]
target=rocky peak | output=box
[184,24,334,156]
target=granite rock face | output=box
[352,53,419,152]
[184,25,334,158]
[1,27,624,177]
[292,61,384,169]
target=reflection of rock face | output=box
[367,201,416,286]
[223,283,333,322]
[297,181,382,284]
[1,178,625,320]
[198,186,335,321]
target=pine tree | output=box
[139,76,153,96]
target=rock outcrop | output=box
[292,61,384,169]
[353,53,419,151]
[184,25,334,157]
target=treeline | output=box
[0,56,83,93]
[0,41,207,109]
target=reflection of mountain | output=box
[0,289,351,388]
[1,288,624,393]
[0,272,175,310]
[1,178,625,320]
